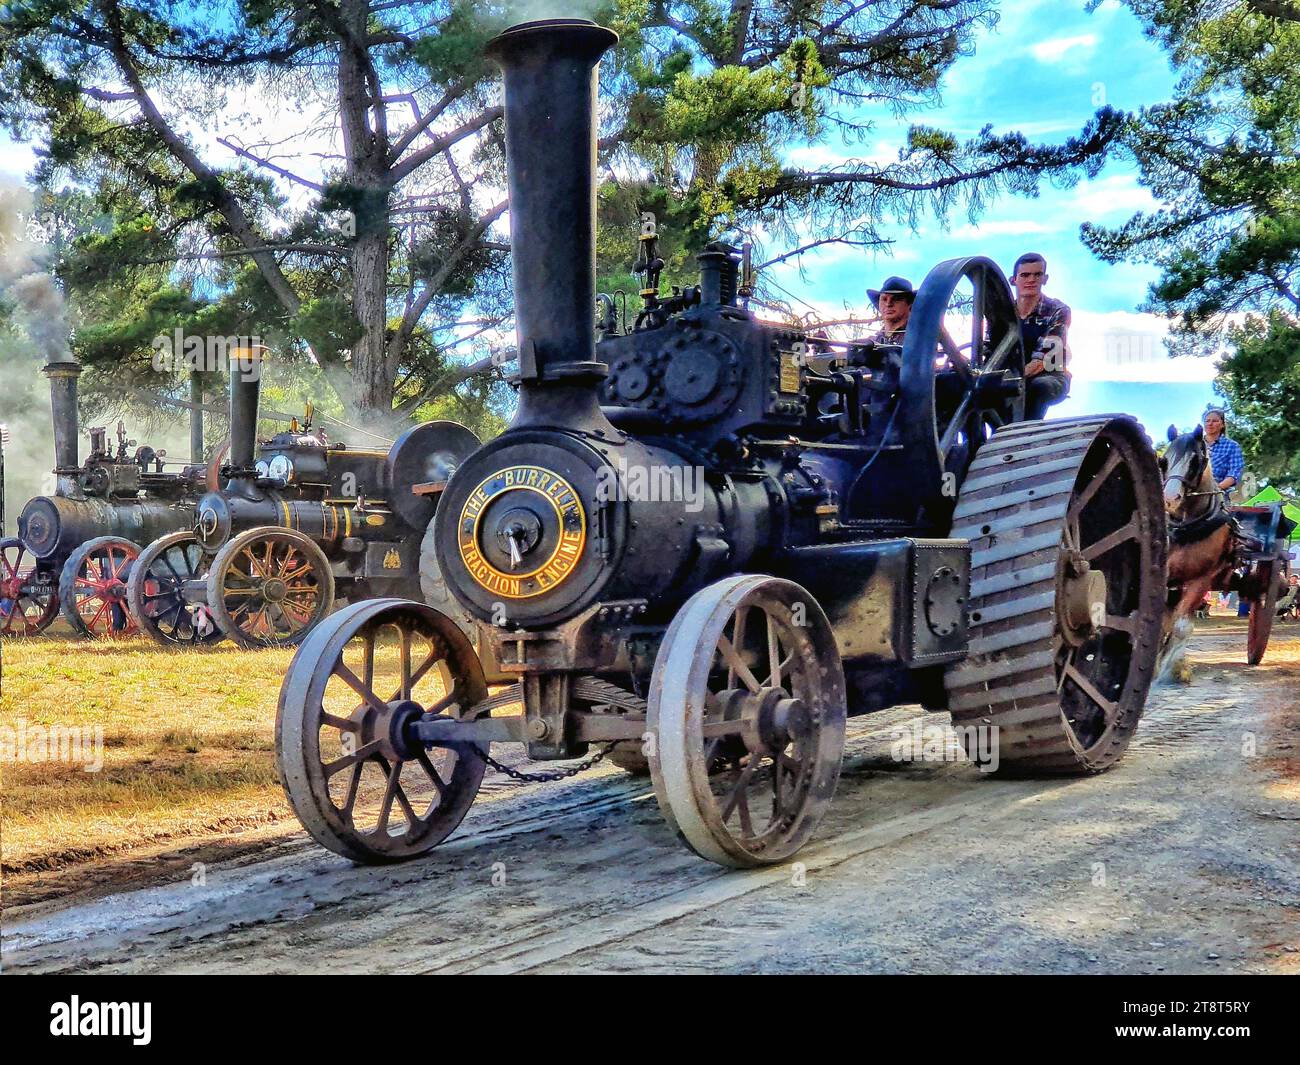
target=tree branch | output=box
[216,137,325,192]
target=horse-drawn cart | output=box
[1231,502,1296,665]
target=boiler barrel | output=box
[18,494,196,561]
[195,490,396,555]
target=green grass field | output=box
[1,633,298,879]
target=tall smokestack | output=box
[229,345,264,472]
[486,19,617,424]
[42,357,82,471]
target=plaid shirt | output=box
[1208,435,1245,485]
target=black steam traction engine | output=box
[274,19,1168,869]
[1,356,210,637]
[127,347,480,648]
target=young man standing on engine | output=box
[1012,253,1072,419]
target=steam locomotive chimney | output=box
[486,19,618,427]
[228,345,264,473]
[190,371,205,464]
[42,355,82,472]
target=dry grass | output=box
[1,635,298,875]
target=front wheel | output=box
[276,599,488,863]
[0,537,59,636]
[648,574,847,868]
[128,531,225,646]
[59,536,141,638]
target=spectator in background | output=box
[1276,574,1298,619]
[1202,408,1245,498]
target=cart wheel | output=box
[0,537,59,636]
[277,598,488,863]
[58,536,141,638]
[1247,559,1281,666]
[127,531,225,647]
[647,574,847,868]
[207,527,335,649]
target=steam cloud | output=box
[0,177,64,534]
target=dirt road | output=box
[4,628,1297,975]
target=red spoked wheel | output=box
[58,536,142,638]
[1246,558,1282,666]
[0,537,60,636]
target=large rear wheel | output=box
[944,416,1166,773]
[207,527,335,649]
[1246,558,1281,666]
[59,536,141,638]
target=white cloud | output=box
[1029,34,1099,64]
[784,140,902,170]
[950,219,1058,240]
[1065,173,1159,219]
[1068,310,1220,383]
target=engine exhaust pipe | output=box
[486,19,617,427]
[42,356,82,472]
[228,345,265,474]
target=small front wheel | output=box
[128,531,225,646]
[277,599,489,863]
[0,537,59,636]
[648,574,847,868]
[59,536,141,638]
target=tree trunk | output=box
[337,0,393,417]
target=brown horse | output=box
[1158,424,1236,677]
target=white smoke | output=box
[0,178,63,535]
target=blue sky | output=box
[764,0,1220,437]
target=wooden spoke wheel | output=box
[0,537,59,636]
[946,416,1166,773]
[58,536,142,638]
[277,598,488,863]
[127,531,225,647]
[207,527,335,649]
[1246,558,1281,666]
[648,574,847,868]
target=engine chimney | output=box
[485,19,617,427]
[228,344,265,474]
[42,356,82,472]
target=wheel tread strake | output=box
[944,415,1165,774]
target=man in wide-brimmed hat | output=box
[867,275,915,344]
